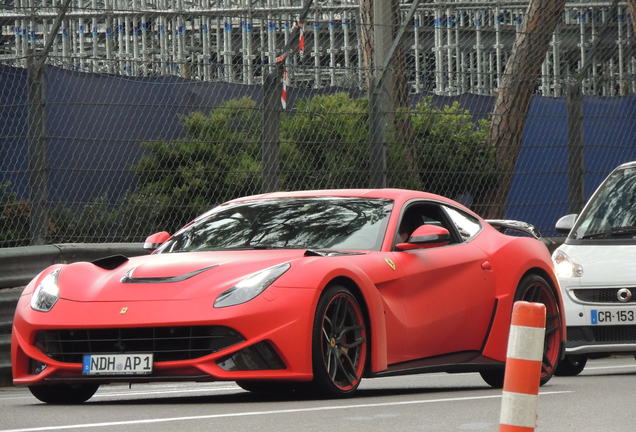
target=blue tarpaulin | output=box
[1,65,635,236]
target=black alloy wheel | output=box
[311,285,368,397]
[480,274,563,388]
[28,383,99,404]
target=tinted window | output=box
[158,198,393,252]
[444,206,481,241]
[397,202,459,244]
[571,167,636,240]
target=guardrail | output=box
[0,243,147,290]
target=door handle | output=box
[481,261,492,271]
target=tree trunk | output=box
[627,0,636,35]
[483,0,566,219]
[359,0,374,90]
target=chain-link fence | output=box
[1,0,635,247]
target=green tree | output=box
[402,97,498,209]
[280,93,369,190]
[126,97,262,234]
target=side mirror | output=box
[143,231,171,251]
[555,214,578,234]
[397,225,451,251]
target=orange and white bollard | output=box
[499,301,546,432]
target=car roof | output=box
[615,161,636,170]
[222,188,478,218]
[226,188,453,204]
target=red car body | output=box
[12,189,565,402]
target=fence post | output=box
[261,68,281,193]
[499,301,546,432]
[368,0,392,189]
[567,81,585,213]
[26,53,48,245]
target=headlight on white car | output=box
[552,249,584,278]
[30,269,61,312]
[214,263,290,308]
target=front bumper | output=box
[12,286,316,385]
[560,282,636,355]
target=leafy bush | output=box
[0,181,30,247]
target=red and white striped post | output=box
[499,301,546,432]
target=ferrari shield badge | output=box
[384,258,397,271]
[120,307,128,314]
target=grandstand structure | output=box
[1,0,634,96]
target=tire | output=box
[555,355,587,376]
[28,383,99,404]
[480,274,563,388]
[310,285,368,397]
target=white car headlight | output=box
[552,249,584,278]
[30,269,61,312]
[214,263,290,308]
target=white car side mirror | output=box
[555,214,578,234]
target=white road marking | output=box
[0,391,572,432]
[584,364,636,371]
[0,385,240,401]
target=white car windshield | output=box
[572,166,636,240]
[157,197,393,252]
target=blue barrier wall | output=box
[1,65,635,236]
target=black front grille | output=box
[36,326,245,363]
[567,325,636,343]
[572,288,636,304]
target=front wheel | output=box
[29,383,99,404]
[555,355,587,376]
[481,274,563,388]
[311,285,368,397]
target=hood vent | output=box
[121,265,218,284]
[92,255,129,270]
[304,249,365,257]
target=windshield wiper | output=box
[579,226,636,239]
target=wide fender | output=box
[279,258,388,374]
[479,237,563,361]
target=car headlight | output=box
[214,263,290,308]
[552,249,584,278]
[30,269,61,312]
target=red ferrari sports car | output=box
[12,189,565,403]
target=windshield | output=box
[157,197,393,253]
[571,166,636,240]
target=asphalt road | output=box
[1,356,635,432]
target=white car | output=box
[552,161,636,376]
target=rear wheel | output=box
[311,285,368,397]
[480,274,563,388]
[555,355,587,376]
[28,383,99,404]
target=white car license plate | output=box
[591,309,636,325]
[82,354,153,375]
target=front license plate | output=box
[591,309,636,325]
[82,354,153,375]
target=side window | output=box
[397,203,460,244]
[444,206,481,241]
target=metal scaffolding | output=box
[1,0,634,95]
